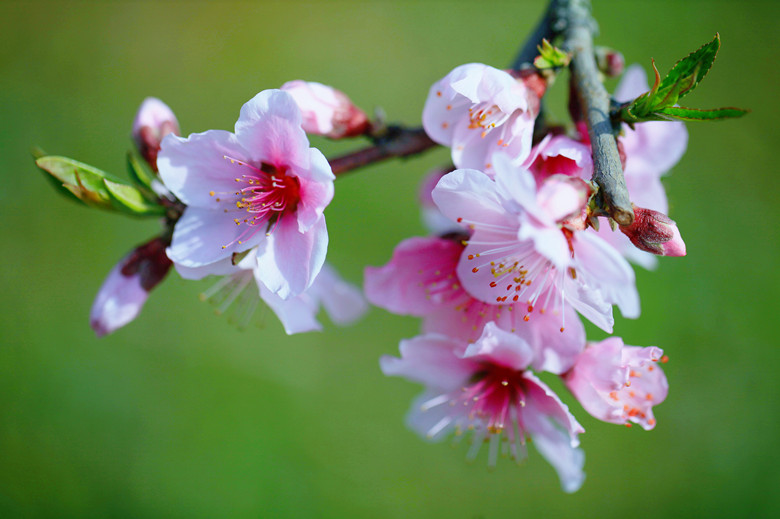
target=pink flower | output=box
[158,89,335,299]
[422,63,539,173]
[281,80,369,139]
[432,155,639,333]
[365,235,585,374]
[199,251,367,334]
[133,97,180,172]
[90,237,172,337]
[381,323,585,492]
[564,337,669,430]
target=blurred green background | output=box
[1,1,778,517]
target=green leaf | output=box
[103,179,165,216]
[126,151,160,202]
[35,156,118,208]
[657,34,720,101]
[655,106,750,121]
[35,155,164,216]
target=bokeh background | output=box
[1,1,778,517]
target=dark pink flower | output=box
[381,323,585,492]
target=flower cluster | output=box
[36,27,724,495]
[368,63,681,491]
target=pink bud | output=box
[596,47,625,77]
[90,237,173,337]
[280,80,369,139]
[619,206,687,256]
[133,98,180,171]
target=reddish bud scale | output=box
[120,236,173,292]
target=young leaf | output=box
[103,178,165,216]
[35,156,117,208]
[126,151,160,202]
[657,34,720,101]
[534,39,571,69]
[656,106,749,121]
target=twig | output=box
[329,126,437,176]
[562,0,634,225]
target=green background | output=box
[1,1,778,517]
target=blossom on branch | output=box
[564,337,668,430]
[158,90,335,299]
[423,63,540,173]
[381,323,585,493]
[432,155,639,333]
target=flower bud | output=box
[90,237,173,337]
[281,80,369,139]
[133,98,180,171]
[619,205,686,256]
[595,47,625,77]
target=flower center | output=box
[459,365,527,434]
[232,161,300,227]
[468,102,511,135]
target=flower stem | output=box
[562,0,634,225]
[329,126,438,176]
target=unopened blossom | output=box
[433,154,639,333]
[365,235,585,374]
[90,237,172,337]
[422,63,540,173]
[133,97,180,171]
[198,250,367,334]
[381,323,585,493]
[619,206,686,256]
[564,337,668,430]
[281,80,369,139]
[158,89,335,299]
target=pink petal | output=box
[462,322,535,371]
[614,64,650,102]
[255,214,328,299]
[380,334,475,390]
[158,130,249,207]
[432,168,512,231]
[234,89,310,171]
[166,206,266,269]
[89,259,149,337]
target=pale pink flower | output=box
[133,97,180,172]
[158,89,335,299]
[199,250,367,334]
[365,235,585,374]
[422,63,539,173]
[381,323,585,493]
[433,155,640,333]
[281,80,369,139]
[564,337,668,430]
[90,237,172,337]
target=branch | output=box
[562,0,634,226]
[329,126,437,176]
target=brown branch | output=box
[562,0,634,226]
[329,126,437,176]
